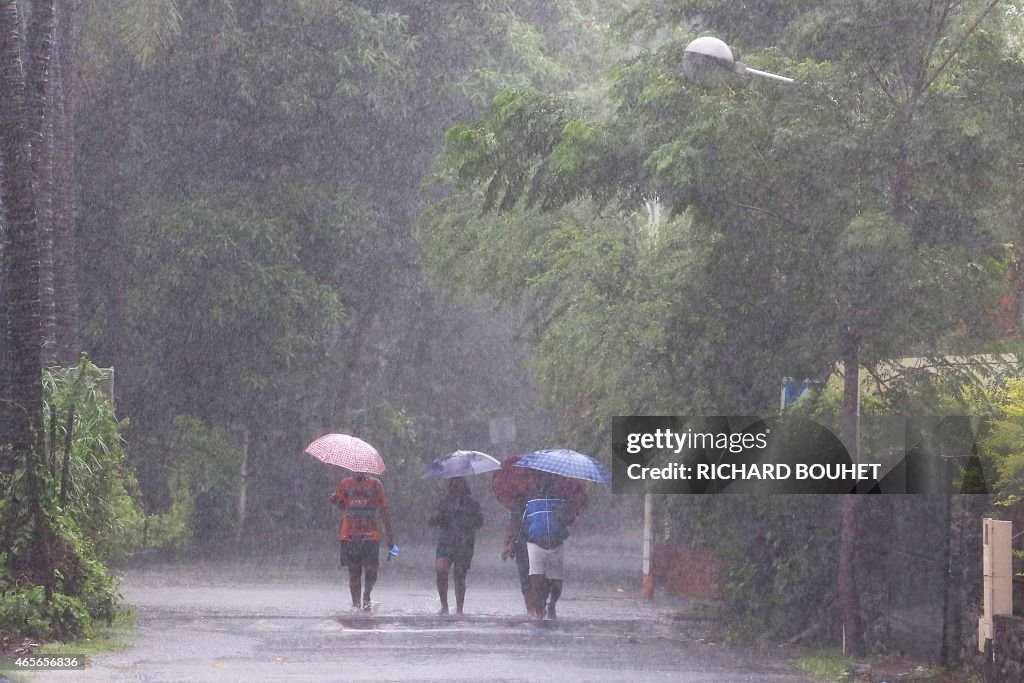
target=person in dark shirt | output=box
[429,477,484,615]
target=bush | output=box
[0,586,94,646]
[0,586,54,642]
[43,356,146,564]
[0,496,119,645]
[0,356,130,647]
[664,495,838,642]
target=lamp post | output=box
[680,34,874,650]
[642,492,654,599]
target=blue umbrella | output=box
[422,450,501,480]
[514,448,611,485]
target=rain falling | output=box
[2,1,1024,681]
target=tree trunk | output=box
[0,0,45,471]
[0,183,11,472]
[333,309,378,431]
[52,0,81,366]
[27,0,57,367]
[86,72,130,384]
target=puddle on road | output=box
[331,615,665,646]
[335,615,536,634]
[167,611,699,646]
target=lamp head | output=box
[684,37,738,67]
[683,36,743,86]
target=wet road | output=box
[25,536,818,682]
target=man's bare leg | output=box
[348,565,362,609]
[529,575,547,620]
[546,579,562,620]
[362,565,378,610]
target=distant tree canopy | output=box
[69,0,629,531]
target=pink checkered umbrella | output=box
[303,433,386,474]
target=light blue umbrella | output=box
[422,450,501,480]
[514,448,611,485]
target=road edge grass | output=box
[792,647,981,682]
[2,606,136,682]
[793,648,851,680]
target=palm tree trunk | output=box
[0,211,10,474]
[27,0,57,367]
[0,0,44,469]
[52,0,81,366]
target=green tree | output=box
[423,0,1024,650]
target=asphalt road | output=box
[19,535,819,682]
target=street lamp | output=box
[683,33,881,654]
[640,40,791,597]
[683,36,794,84]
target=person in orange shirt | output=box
[331,472,395,611]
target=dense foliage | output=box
[69,0,630,541]
[1,358,132,646]
[426,15,1024,425]
[979,378,1024,507]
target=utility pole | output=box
[235,427,249,544]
